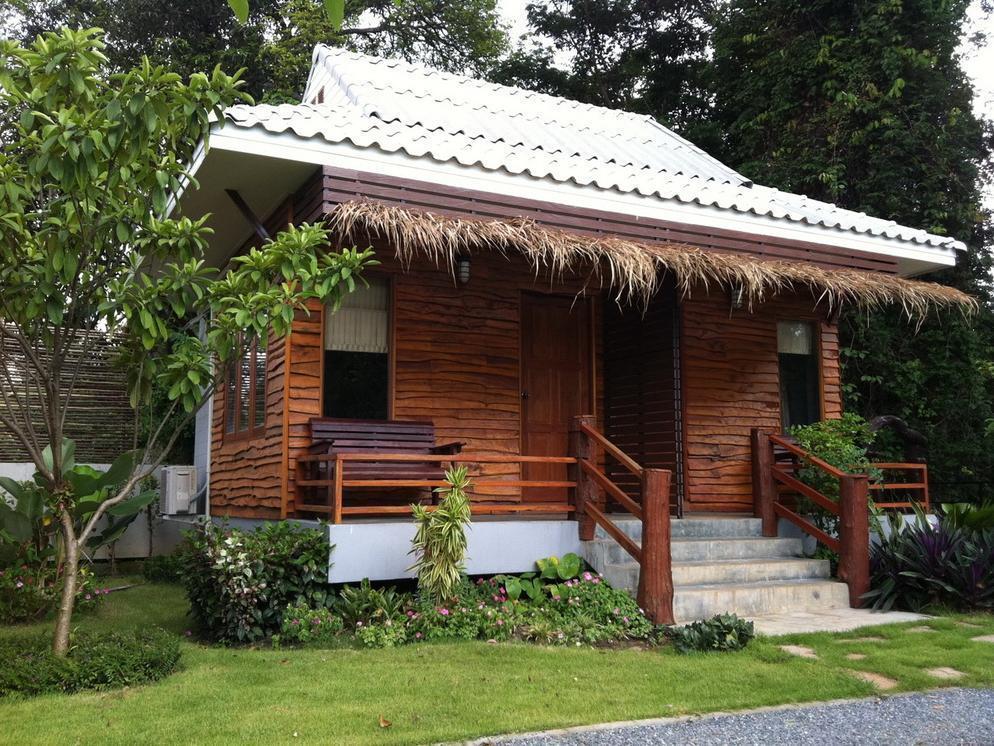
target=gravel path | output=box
[484,688,994,745]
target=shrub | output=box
[0,628,180,697]
[335,578,407,628]
[409,466,471,602]
[142,551,186,584]
[666,614,755,654]
[1,562,107,624]
[182,520,332,643]
[275,602,344,647]
[865,513,994,612]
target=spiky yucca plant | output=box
[409,467,472,602]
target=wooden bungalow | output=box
[178,46,973,623]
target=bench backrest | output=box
[309,418,436,453]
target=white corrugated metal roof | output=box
[219,45,964,253]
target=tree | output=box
[11,0,508,102]
[708,0,994,496]
[493,1,715,138]
[0,28,374,654]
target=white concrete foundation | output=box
[327,519,582,583]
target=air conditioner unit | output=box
[160,466,199,515]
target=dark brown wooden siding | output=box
[209,173,323,519]
[603,282,680,506]
[680,291,843,512]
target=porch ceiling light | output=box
[457,253,471,285]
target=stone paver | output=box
[925,667,964,680]
[779,644,818,659]
[906,625,935,633]
[971,634,994,643]
[845,653,866,661]
[848,670,898,690]
[750,608,927,635]
[484,689,994,745]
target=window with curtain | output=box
[778,321,820,430]
[323,277,390,420]
[224,336,267,437]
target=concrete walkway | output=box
[749,607,929,635]
[480,688,994,745]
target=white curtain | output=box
[777,321,814,356]
[324,278,389,353]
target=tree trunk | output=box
[53,511,79,657]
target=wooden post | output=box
[750,428,777,537]
[637,468,674,625]
[570,415,598,540]
[332,454,344,525]
[837,474,870,607]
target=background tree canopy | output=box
[2,0,991,497]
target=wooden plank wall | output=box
[680,290,843,512]
[282,245,604,516]
[209,174,323,519]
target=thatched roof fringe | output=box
[326,200,977,318]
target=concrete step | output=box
[594,516,764,542]
[598,556,830,595]
[583,535,804,569]
[673,557,831,586]
[673,579,851,623]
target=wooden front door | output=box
[520,293,591,502]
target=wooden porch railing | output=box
[295,452,577,523]
[869,463,930,511]
[571,414,674,624]
[751,429,929,607]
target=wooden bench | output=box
[297,418,464,514]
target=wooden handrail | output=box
[298,453,578,464]
[579,421,643,477]
[571,415,673,625]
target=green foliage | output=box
[17,1,507,103]
[181,521,332,643]
[666,614,755,654]
[0,563,106,624]
[274,602,344,647]
[142,551,186,584]
[865,511,994,612]
[707,0,994,501]
[409,466,471,602]
[790,414,879,499]
[940,501,994,532]
[0,628,180,697]
[335,578,407,629]
[499,552,583,603]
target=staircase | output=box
[581,515,850,622]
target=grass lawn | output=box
[2,581,993,745]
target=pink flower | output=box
[496,618,504,626]
[552,595,561,601]
[407,610,415,617]
[583,572,593,581]
[15,581,23,589]
[623,617,629,623]
[356,621,363,627]
[291,619,300,625]
[592,577,600,584]
[415,632,423,639]
[613,608,620,615]
[439,608,450,616]
[84,594,92,600]
[184,630,193,637]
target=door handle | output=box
[521,390,529,400]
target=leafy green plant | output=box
[940,501,994,532]
[409,466,472,602]
[335,578,406,629]
[142,552,187,584]
[865,511,994,612]
[275,602,344,647]
[666,614,755,654]
[182,521,332,643]
[0,628,180,697]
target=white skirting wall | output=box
[327,520,582,583]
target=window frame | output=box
[776,318,824,431]
[320,273,395,421]
[224,335,268,441]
